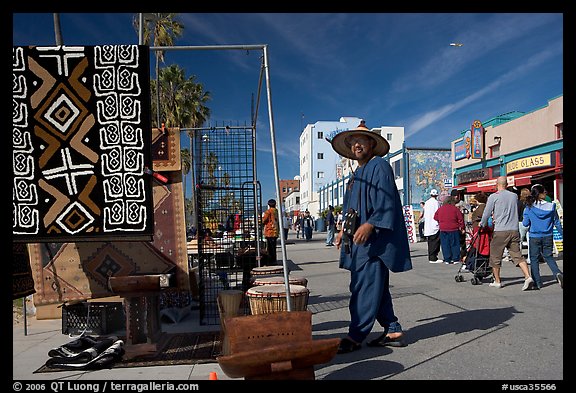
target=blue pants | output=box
[347,257,399,343]
[304,227,312,240]
[326,225,335,245]
[440,230,461,263]
[528,235,562,288]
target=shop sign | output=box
[471,120,483,159]
[506,153,552,175]
[457,168,488,184]
[464,130,472,159]
[454,139,467,161]
[477,176,515,189]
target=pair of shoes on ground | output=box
[326,243,334,247]
[429,260,443,264]
[489,281,503,288]
[338,332,407,354]
[556,273,563,289]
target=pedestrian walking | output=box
[433,196,465,265]
[522,184,564,289]
[330,120,412,354]
[479,176,533,290]
[262,199,279,265]
[424,189,442,263]
[301,210,314,241]
[325,205,336,246]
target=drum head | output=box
[247,284,308,296]
[253,275,308,287]
[251,266,283,275]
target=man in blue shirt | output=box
[330,120,413,354]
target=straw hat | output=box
[329,120,390,159]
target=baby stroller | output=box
[455,226,492,285]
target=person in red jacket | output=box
[434,196,465,265]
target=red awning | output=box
[513,167,561,186]
[457,166,563,194]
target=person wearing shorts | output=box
[479,176,533,290]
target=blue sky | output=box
[12,13,564,203]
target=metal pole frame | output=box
[146,40,292,310]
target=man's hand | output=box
[352,222,374,244]
[335,230,343,250]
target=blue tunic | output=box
[340,157,412,273]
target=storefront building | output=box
[452,95,563,206]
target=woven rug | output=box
[34,331,221,373]
[13,45,154,243]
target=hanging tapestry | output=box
[13,45,154,243]
[28,171,189,306]
[13,243,36,299]
[152,127,181,172]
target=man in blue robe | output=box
[330,120,413,354]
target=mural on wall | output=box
[408,149,452,205]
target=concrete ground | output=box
[13,233,563,383]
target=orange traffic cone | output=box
[209,372,218,380]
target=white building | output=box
[325,125,405,213]
[300,116,405,216]
[299,117,362,217]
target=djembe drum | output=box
[250,266,284,277]
[252,275,308,288]
[246,284,309,315]
[218,289,244,356]
[218,290,243,319]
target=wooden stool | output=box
[107,274,172,359]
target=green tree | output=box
[133,13,184,128]
[133,14,211,224]
[151,64,211,129]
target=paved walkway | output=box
[13,235,563,382]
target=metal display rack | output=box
[192,125,262,324]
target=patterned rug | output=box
[34,331,221,373]
[13,45,154,243]
[27,172,189,306]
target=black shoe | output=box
[557,273,563,289]
[367,333,407,347]
[337,338,361,354]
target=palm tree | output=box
[151,64,211,221]
[151,64,211,129]
[133,13,184,128]
[133,14,211,227]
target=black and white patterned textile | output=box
[13,45,154,242]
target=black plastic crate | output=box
[62,302,125,335]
